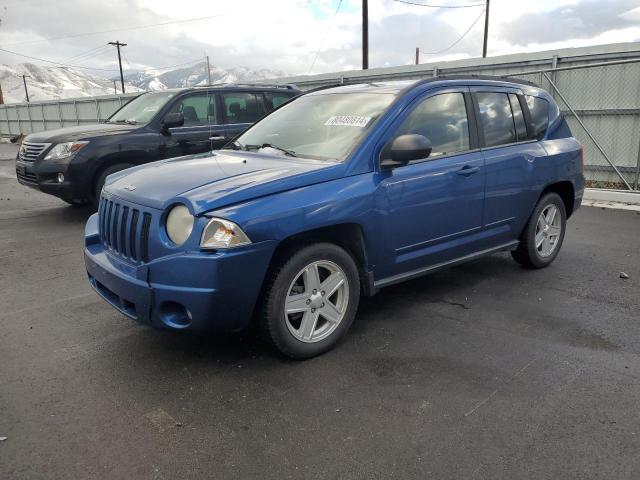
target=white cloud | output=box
[0,0,637,78]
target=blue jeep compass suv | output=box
[84,77,584,358]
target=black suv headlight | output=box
[44,141,89,161]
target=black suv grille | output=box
[18,142,51,162]
[99,197,152,263]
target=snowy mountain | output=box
[0,62,286,104]
[122,62,286,90]
[0,63,141,104]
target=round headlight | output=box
[166,204,194,245]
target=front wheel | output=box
[511,192,567,269]
[93,163,134,206]
[260,243,361,359]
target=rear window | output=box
[525,95,549,140]
[222,92,262,124]
[476,92,516,147]
[509,94,528,141]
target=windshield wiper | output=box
[107,119,138,125]
[245,143,297,157]
[222,140,244,151]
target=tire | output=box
[93,163,134,206]
[62,199,88,207]
[260,243,361,359]
[511,192,567,269]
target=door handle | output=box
[456,165,480,176]
[209,136,225,141]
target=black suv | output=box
[15,84,301,205]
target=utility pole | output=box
[206,55,212,85]
[108,41,127,94]
[482,0,490,58]
[113,80,118,94]
[22,74,30,102]
[415,47,420,65]
[362,0,368,70]
[0,82,4,105]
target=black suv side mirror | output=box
[380,134,432,168]
[161,112,184,132]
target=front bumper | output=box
[16,157,81,202]
[84,213,277,331]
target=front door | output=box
[162,92,226,159]
[376,90,486,279]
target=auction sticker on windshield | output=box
[325,115,371,127]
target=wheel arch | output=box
[267,223,376,297]
[540,180,575,218]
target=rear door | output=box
[376,88,486,278]
[471,88,548,246]
[219,91,265,141]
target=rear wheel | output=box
[260,243,360,359]
[511,192,566,268]
[93,163,134,206]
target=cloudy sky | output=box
[0,0,639,77]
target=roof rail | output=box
[434,74,540,88]
[197,82,298,90]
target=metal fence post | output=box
[40,103,46,131]
[57,102,64,129]
[73,100,80,126]
[542,72,633,190]
[634,136,640,190]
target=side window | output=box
[264,92,293,113]
[222,93,261,124]
[169,94,218,126]
[525,95,549,140]
[509,94,528,141]
[476,92,516,147]
[395,92,470,159]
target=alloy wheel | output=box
[284,260,349,343]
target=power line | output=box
[307,0,344,74]
[0,46,121,71]
[392,0,484,7]
[420,8,485,55]
[60,44,112,64]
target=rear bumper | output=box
[84,213,277,331]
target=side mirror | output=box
[161,112,184,132]
[380,134,432,168]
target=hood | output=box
[105,151,345,214]
[25,123,137,143]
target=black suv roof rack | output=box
[195,83,298,90]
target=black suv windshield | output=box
[233,92,396,161]
[107,92,176,125]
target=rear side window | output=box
[525,95,549,140]
[476,92,516,147]
[509,94,528,141]
[395,92,470,158]
[222,92,262,124]
[264,92,293,113]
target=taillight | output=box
[579,145,584,175]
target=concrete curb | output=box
[583,188,640,212]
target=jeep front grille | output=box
[99,197,152,263]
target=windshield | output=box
[107,92,176,125]
[231,92,396,160]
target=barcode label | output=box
[324,115,371,127]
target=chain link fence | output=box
[507,59,640,190]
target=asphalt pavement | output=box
[1,143,639,479]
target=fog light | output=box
[57,173,65,183]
